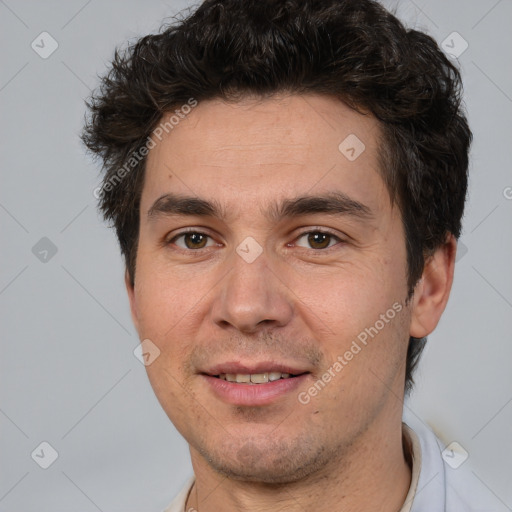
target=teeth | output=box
[250,373,268,384]
[218,372,294,383]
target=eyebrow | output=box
[147,191,373,223]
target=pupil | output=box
[186,233,206,249]
[309,232,329,249]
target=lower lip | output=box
[202,374,309,406]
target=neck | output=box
[185,411,412,512]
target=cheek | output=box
[133,258,201,345]
[296,259,399,329]
[287,254,408,374]
[135,268,198,400]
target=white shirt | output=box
[163,416,505,511]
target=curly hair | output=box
[82,0,472,395]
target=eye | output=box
[166,229,343,252]
[293,230,342,250]
[169,231,217,250]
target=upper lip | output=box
[202,361,311,376]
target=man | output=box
[81,0,494,510]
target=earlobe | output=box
[409,235,457,338]
[125,269,140,333]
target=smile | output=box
[216,372,294,383]
[203,372,310,406]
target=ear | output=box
[409,234,457,338]
[125,268,140,334]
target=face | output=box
[128,94,418,483]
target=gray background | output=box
[1,0,511,510]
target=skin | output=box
[126,94,456,511]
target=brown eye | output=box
[171,232,213,250]
[295,231,340,250]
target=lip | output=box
[202,373,310,406]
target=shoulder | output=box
[404,413,508,512]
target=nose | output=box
[210,247,294,334]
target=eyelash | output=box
[166,228,345,252]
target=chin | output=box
[196,434,331,484]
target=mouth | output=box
[200,363,311,406]
[213,371,305,384]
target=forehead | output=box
[142,94,389,216]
